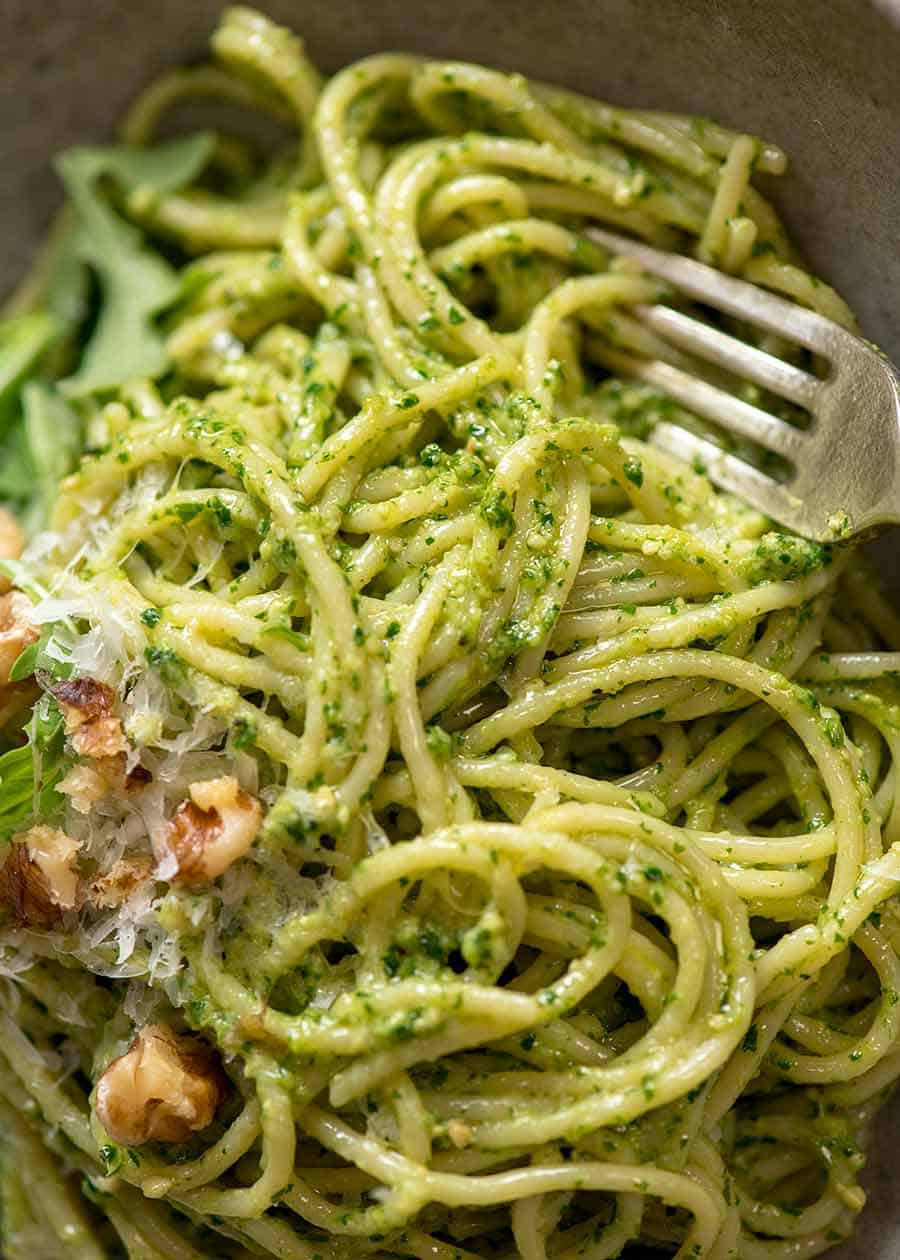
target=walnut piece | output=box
[50,678,128,758]
[71,716,127,759]
[165,776,263,887]
[94,1023,226,1146]
[0,591,39,684]
[56,755,149,814]
[91,855,154,909]
[57,763,114,814]
[0,825,81,927]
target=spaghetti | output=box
[0,8,898,1259]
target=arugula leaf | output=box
[44,217,92,332]
[0,134,213,530]
[0,425,36,504]
[22,382,82,523]
[8,620,74,685]
[55,132,214,397]
[0,701,65,840]
[0,311,58,435]
[0,744,43,838]
[67,133,216,200]
[7,638,44,685]
[0,384,81,529]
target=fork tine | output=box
[626,357,808,459]
[634,304,821,409]
[587,226,851,356]
[650,422,802,526]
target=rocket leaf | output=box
[56,132,214,397]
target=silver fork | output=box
[587,226,900,541]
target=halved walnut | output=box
[164,776,263,887]
[94,1023,227,1146]
[0,825,81,927]
[0,591,39,684]
[50,678,128,759]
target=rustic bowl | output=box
[2,2,898,1255]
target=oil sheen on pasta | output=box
[0,7,898,1260]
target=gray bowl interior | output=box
[2,1,899,1254]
